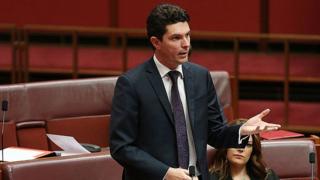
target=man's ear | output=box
[150,36,161,49]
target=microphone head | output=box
[189,165,195,177]
[2,100,8,111]
[309,152,315,164]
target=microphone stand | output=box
[309,152,315,180]
[189,165,195,180]
[1,100,8,162]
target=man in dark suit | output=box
[110,3,280,180]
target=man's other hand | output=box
[164,167,192,180]
[240,109,281,136]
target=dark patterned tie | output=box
[168,71,189,169]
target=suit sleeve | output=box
[206,71,247,148]
[109,75,169,178]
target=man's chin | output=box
[179,56,189,63]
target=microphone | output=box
[1,100,8,162]
[189,165,195,178]
[309,152,315,180]
[2,100,8,111]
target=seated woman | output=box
[209,119,279,180]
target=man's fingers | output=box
[265,125,281,131]
[266,123,281,128]
[266,127,278,131]
[258,124,280,131]
[257,124,280,131]
[256,109,271,119]
[180,168,192,179]
[182,169,189,175]
[260,125,266,130]
[263,122,281,131]
[166,167,193,180]
[243,124,280,135]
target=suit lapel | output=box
[182,64,195,129]
[145,59,174,124]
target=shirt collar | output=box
[153,54,184,79]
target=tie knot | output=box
[168,71,180,83]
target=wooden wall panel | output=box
[269,0,320,34]
[118,0,260,33]
[0,0,111,27]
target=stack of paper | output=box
[0,147,55,162]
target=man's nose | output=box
[181,37,190,48]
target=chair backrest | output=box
[210,71,233,121]
[0,77,117,122]
[0,77,118,150]
[1,152,123,180]
[261,139,317,179]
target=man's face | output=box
[151,22,191,69]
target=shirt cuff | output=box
[238,125,249,144]
[163,168,169,180]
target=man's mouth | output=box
[178,52,188,56]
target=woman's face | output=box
[226,136,253,167]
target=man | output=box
[110,3,280,180]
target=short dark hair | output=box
[146,3,190,40]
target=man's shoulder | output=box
[120,58,152,82]
[185,61,208,70]
[184,61,210,75]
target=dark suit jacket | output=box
[110,58,243,180]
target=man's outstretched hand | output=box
[240,109,281,136]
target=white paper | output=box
[47,134,90,154]
[0,147,53,162]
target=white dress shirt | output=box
[153,55,199,176]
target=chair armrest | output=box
[2,151,122,180]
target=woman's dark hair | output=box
[146,3,190,41]
[209,119,268,180]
